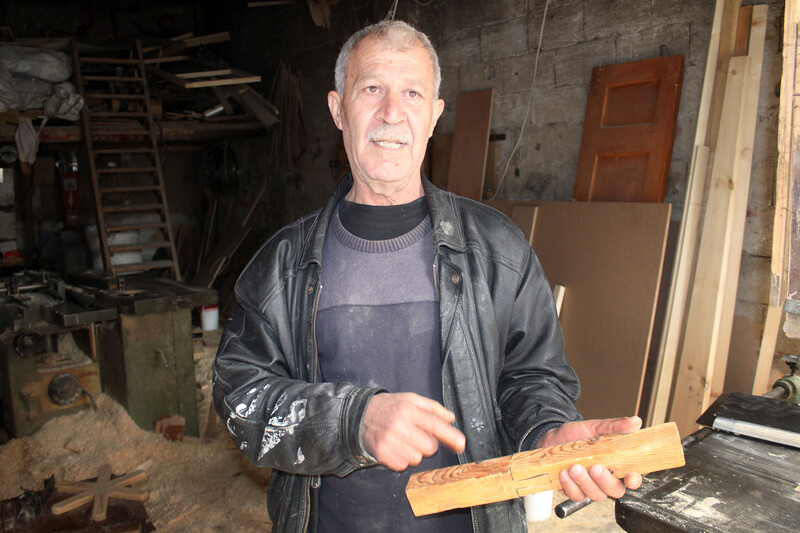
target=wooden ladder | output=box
[72,39,181,280]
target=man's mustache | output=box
[367,126,411,144]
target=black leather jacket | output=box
[212,175,581,532]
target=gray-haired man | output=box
[213,20,641,532]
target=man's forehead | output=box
[348,37,433,79]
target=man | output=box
[213,20,642,532]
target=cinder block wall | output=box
[217,0,794,370]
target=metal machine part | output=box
[765,355,800,404]
[0,271,113,437]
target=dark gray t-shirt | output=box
[315,199,472,532]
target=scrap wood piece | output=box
[223,84,280,130]
[52,464,148,522]
[191,180,267,289]
[405,422,684,517]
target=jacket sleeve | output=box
[497,245,582,451]
[212,284,383,476]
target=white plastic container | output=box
[201,304,219,331]
[524,490,553,522]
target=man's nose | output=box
[377,92,403,123]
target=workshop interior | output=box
[1,1,800,532]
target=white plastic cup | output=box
[201,304,219,331]
[524,490,553,522]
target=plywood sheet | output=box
[486,200,671,419]
[447,89,493,201]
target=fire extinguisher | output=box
[56,152,82,226]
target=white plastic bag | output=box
[0,46,72,82]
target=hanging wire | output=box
[385,0,399,20]
[492,0,550,199]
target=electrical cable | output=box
[385,0,399,20]
[492,0,550,199]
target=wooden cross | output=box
[52,464,149,521]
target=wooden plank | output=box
[553,284,565,316]
[573,55,684,202]
[158,32,230,56]
[487,200,671,419]
[649,0,738,427]
[176,68,233,79]
[668,56,751,437]
[446,89,493,201]
[723,315,763,393]
[711,5,766,402]
[225,84,280,129]
[752,305,782,394]
[405,422,684,516]
[510,204,537,245]
[771,0,798,310]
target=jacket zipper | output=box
[436,252,481,533]
[302,280,323,533]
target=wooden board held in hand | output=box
[405,422,684,516]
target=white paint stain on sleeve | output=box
[258,398,308,461]
[233,385,269,419]
[296,447,305,465]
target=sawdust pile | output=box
[0,337,272,533]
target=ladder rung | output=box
[97,167,157,174]
[112,260,176,273]
[80,57,140,65]
[89,111,149,118]
[83,75,143,82]
[100,185,161,194]
[94,147,155,154]
[102,203,164,214]
[106,222,168,233]
[110,241,171,253]
[85,93,147,100]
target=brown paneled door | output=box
[573,55,684,203]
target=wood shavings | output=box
[0,346,271,532]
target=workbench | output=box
[615,427,800,532]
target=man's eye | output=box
[408,90,418,98]
[365,86,379,94]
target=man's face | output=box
[328,36,445,203]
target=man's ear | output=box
[328,91,343,130]
[429,98,445,136]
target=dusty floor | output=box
[0,331,624,532]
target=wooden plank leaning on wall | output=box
[648,0,738,427]
[665,5,766,437]
[755,0,800,394]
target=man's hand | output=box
[537,416,643,502]
[362,392,466,472]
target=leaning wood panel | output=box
[486,200,671,419]
[446,89,493,201]
[406,422,684,516]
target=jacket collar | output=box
[298,173,468,268]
